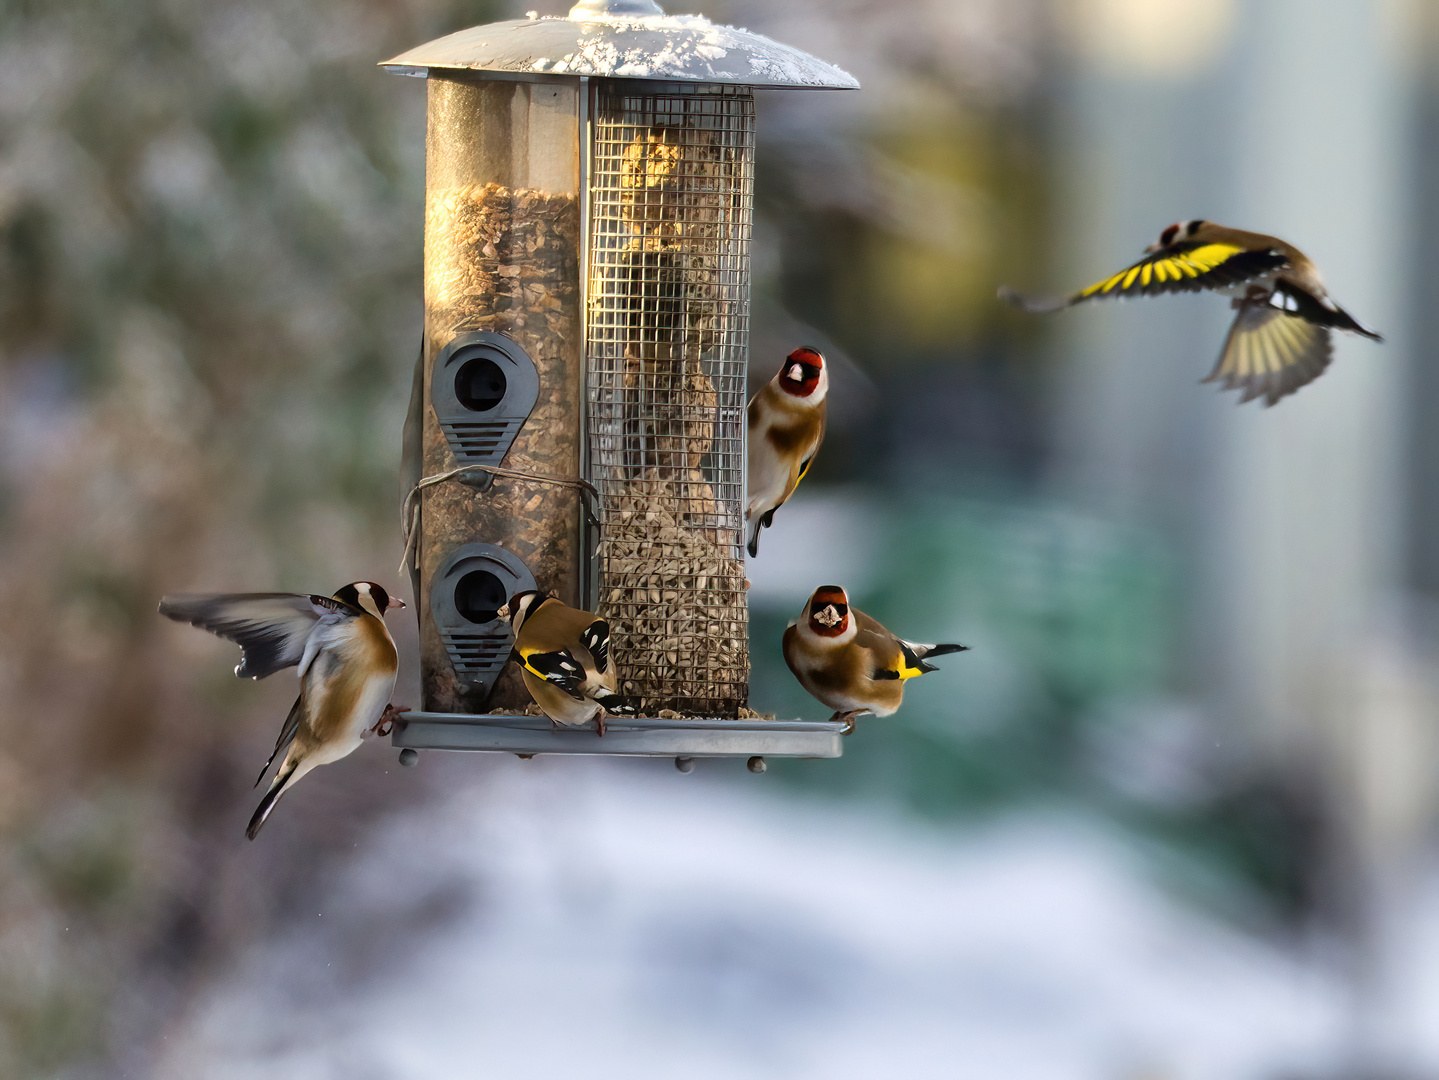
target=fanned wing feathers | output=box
[1207,297,1333,407]
[1002,245,1289,313]
[157,592,351,679]
[1071,244,1288,304]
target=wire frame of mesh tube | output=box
[586,82,753,715]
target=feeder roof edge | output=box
[380,13,859,91]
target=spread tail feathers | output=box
[247,761,298,840]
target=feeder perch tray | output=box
[390,712,845,759]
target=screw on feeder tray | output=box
[746,756,766,773]
[675,755,695,772]
[398,748,420,767]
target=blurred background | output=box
[1,0,1436,1076]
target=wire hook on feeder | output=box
[399,464,604,575]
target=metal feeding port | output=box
[384,0,856,762]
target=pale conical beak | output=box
[788,363,805,380]
[389,597,407,611]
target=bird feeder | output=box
[386,0,856,762]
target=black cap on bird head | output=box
[499,589,543,632]
[334,581,405,618]
[806,584,850,637]
[777,347,826,399]
[1150,219,1207,252]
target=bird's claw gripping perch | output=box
[372,704,411,737]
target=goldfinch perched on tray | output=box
[746,347,827,557]
[782,585,968,734]
[499,591,634,735]
[1001,220,1381,407]
[158,581,407,840]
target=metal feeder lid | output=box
[380,0,859,91]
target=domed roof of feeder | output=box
[380,0,859,91]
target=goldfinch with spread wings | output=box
[782,585,968,734]
[1001,220,1381,406]
[747,347,827,557]
[498,591,633,735]
[159,581,406,839]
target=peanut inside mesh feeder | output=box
[386,0,857,763]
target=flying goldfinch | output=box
[498,591,633,735]
[746,347,827,557]
[782,585,968,734]
[1001,220,1381,406]
[159,581,406,839]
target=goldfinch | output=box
[746,347,827,557]
[1001,220,1381,406]
[782,585,968,733]
[158,581,406,839]
[498,591,633,735]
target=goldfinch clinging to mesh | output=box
[1000,220,1381,407]
[782,585,968,734]
[746,347,828,557]
[498,591,634,735]
[158,581,407,840]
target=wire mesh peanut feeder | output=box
[387,0,856,762]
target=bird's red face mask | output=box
[807,586,850,637]
[778,347,825,398]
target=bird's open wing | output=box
[518,648,589,700]
[158,592,351,679]
[1002,243,1289,312]
[1205,295,1333,407]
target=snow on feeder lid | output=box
[380,0,859,90]
[386,0,854,766]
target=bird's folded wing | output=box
[579,620,611,675]
[1206,300,1332,407]
[1002,244,1289,311]
[855,629,916,681]
[158,592,350,679]
[255,695,304,787]
[519,649,588,700]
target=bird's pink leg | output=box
[830,710,859,735]
[371,704,411,737]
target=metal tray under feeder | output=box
[390,713,847,771]
[384,0,857,765]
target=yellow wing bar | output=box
[1072,243,1285,303]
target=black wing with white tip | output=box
[518,649,588,700]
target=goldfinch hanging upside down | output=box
[746,347,827,557]
[1001,220,1381,406]
[158,582,407,840]
[499,591,634,735]
[782,585,968,734]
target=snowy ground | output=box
[151,755,1354,1080]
